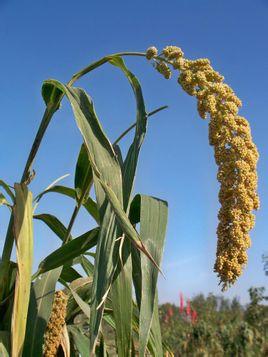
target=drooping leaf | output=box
[0,180,15,203]
[33,174,69,211]
[42,79,160,354]
[42,79,124,353]
[34,213,71,241]
[108,57,147,357]
[60,266,82,283]
[130,194,168,356]
[23,268,62,357]
[11,183,33,357]
[69,287,91,319]
[42,81,63,109]
[35,186,99,224]
[37,227,99,275]
[65,277,92,322]
[109,56,147,209]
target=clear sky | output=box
[0,0,268,305]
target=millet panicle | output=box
[43,290,68,357]
[146,45,259,289]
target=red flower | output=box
[179,292,184,313]
[191,309,198,323]
[186,299,191,316]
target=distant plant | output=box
[160,287,268,356]
[0,45,260,356]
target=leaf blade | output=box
[38,228,99,275]
[11,183,33,357]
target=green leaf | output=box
[42,79,124,353]
[148,292,163,356]
[60,266,82,283]
[0,331,10,357]
[109,56,147,209]
[0,260,17,304]
[34,213,71,241]
[108,57,147,357]
[69,287,91,319]
[38,227,99,275]
[0,180,15,203]
[130,194,168,356]
[23,268,62,357]
[81,255,94,276]
[35,186,99,224]
[111,239,132,357]
[65,277,92,321]
[11,183,33,357]
[42,79,158,354]
[42,81,62,109]
[75,143,93,202]
[68,325,89,357]
[97,179,157,265]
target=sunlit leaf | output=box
[11,184,33,357]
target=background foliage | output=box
[160,287,268,356]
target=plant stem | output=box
[113,105,168,145]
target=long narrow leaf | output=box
[35,186,99,224]
[34,213,70,241]
[60,266,82,283]
[130,194,168,356]
[108,57,147,357]
[42,79,124,354]
[11,183,33,357]
[38,228,99,274]
[109,56,147,209]
[37,227,99,275]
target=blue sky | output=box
[0,0,268,304]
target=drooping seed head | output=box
[148,45,259,289]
